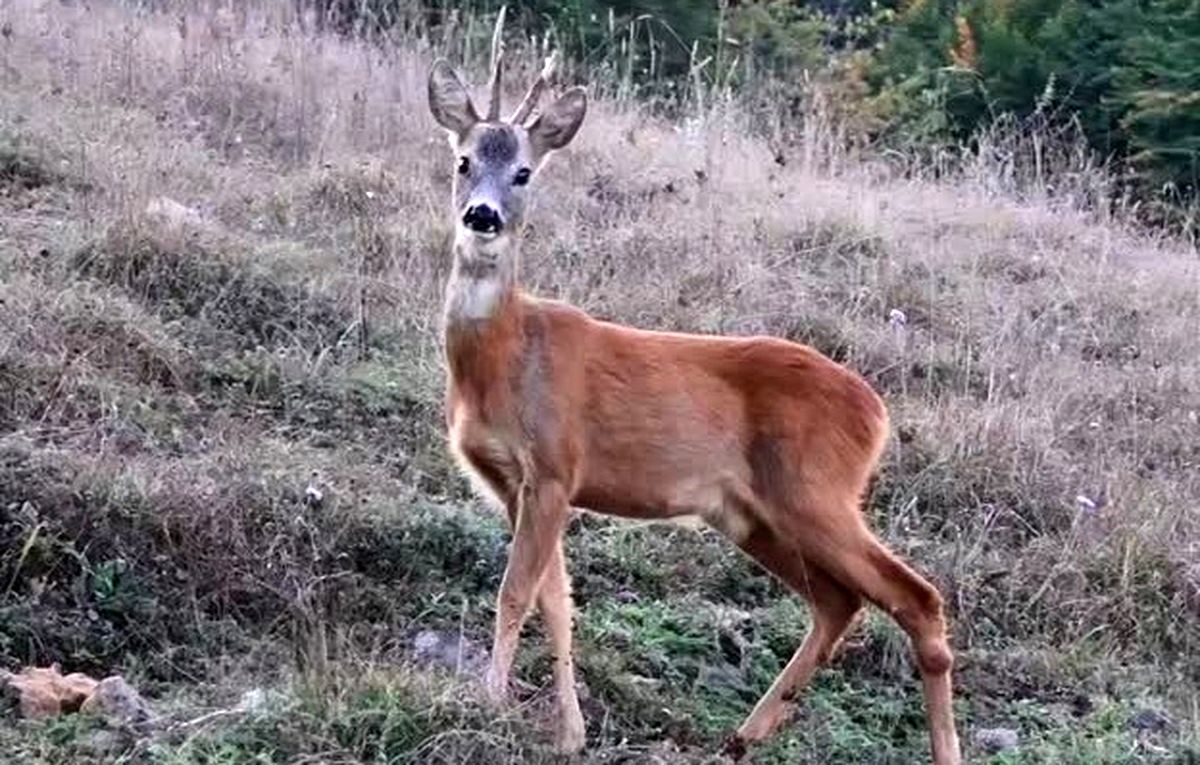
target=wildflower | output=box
[305,471,325,508]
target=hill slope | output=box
[0,1,1197,762]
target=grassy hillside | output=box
[0,1,1197,763]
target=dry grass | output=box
[0,0,1197,762]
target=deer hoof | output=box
[720,733,748,761]
[553,708,586,755]
[482,668,507,706]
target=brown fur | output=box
[445,292,962,764]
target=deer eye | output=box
[513,167,532,186]
[456,157,470,175]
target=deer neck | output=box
[443,234,525,402]
[445,233,521,324]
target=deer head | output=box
[428,8,586,253]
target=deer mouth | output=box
[456,227,509,256]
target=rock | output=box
[237,688,269,713]
[1129,707,1173,733]
[1,666,98,719]
[2,668,154,730]
[236,687,286,715]
[80,676,154,729]
[973,727,1020,753]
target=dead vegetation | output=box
[72,223,353,354]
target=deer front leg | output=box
[538,540,585,753]
[485,478,570,704]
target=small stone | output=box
[413,630,441,657]
[973,727,1020,753]
[80,676,154,729]
[237,688,268,713]
[1129,708,1172,733]
[304,483,324,507]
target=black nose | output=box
[463,204,503,234]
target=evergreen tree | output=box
[1113,0,1200,200]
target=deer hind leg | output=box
[793,510,962,765]
[536,540,586,754]
[725,524,863,755]
[485,478,571,705]
[853,536,960,765]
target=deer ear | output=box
[428,60,479,137]
[527,86,587,157]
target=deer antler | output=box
[509,49,559,125]
[486,6,507,121]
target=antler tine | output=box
[509,49,559,125]
[486,5,507,121]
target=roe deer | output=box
[426,14,962,764]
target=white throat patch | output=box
[447,273,505,320]
[445,229,516,322]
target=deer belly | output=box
[573,472,755,543]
